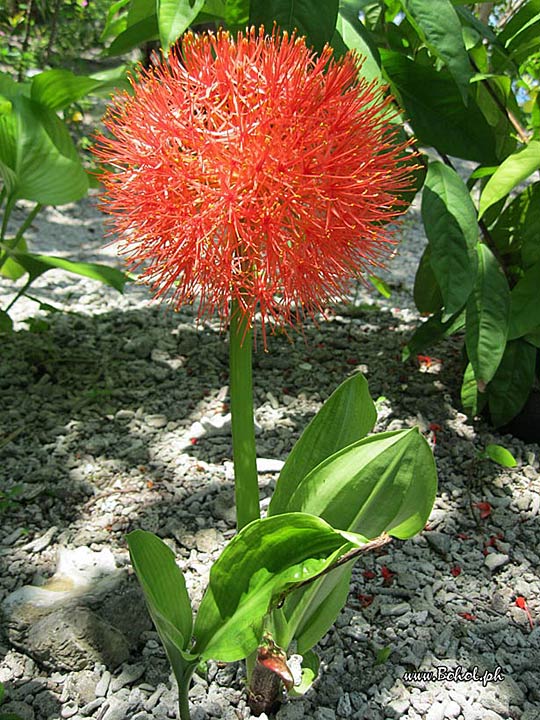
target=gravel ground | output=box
[0,192,539,720]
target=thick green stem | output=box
[178,680,192,720]
[229,299,259,530]
[175,663,197,720]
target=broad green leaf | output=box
[334,4,383,85]
[276,428,437,540]
[413,246,443,315]
[465,243,510,386]
[422,162,478,319]
[269,374,377,514]
[400,0,472,103]
[266,426,437,655]
[127,530,196,687]
[249,0,339,52]
[402,310,465,361]
[192,513,369,661]
[484,444,517,468]
[0,236,28,280]
[488,339,536,427]
[127,0,155,24]
[107,14,159,55]
[508,261,540,340]
[490,182,540,264]
[6,251,130,292]
[30,70,106,112]
[157,0,206,49]
[478,141,540,219]
[0,95,88,204]
[127,530,193,649]
[381,50,499,165]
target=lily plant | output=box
[93,27,438,719]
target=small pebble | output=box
[484,553,510,571]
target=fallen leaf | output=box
[515,596,534,630]
[358,594,374,608]
[474,501,492,519]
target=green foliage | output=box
[129,374,437,716]
[349,0,540,429]
[0,67,130,326]
[480,443,517,468]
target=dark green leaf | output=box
[499,0,540,65]
[490,182,540,265]
[158,0,206,49]
[413,246,443,315]
[478,141,540,220]
[193,513,369,661]
[400,0,472,103]
[488,339,536,427]
[381,50,499,164]
[508,261,540,340]
[422,162,478,319]
[107,15,159,55]
[249,0,339,52]
[0,311,13,333]
[524,328,540,349]
[473,76,518,162]
[465,243,510,386]
[403,310,465,360]
[269,374,377,514]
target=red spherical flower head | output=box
[93,27,413,341]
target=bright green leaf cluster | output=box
[128,374,437,714]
